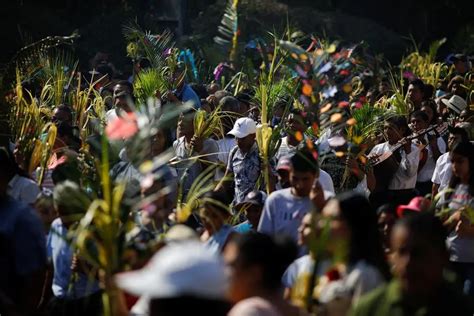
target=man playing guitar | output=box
[369,116,420,208]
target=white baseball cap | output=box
[115,241,228,299]
[442,95,467,114]
[228,117,257,138]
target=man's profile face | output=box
[407,84,423,104]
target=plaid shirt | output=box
[227,143,262,204]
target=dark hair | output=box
[421,100,438,125]
[231,232,297,290]
[448,141,474,196]
[219,96,240,112]
[334,192,391,280]
[56,122,82,151]
[410,110,429,123]
[189,83,209,99]
[235,92,252,106]
[150,296,230,316]
[449,127,469,143]
[448,75,464,92]
[290,149,319,174]
[55,104,73,118]
[395,212,447,253]
[376,203,397,217]
[386,115,410,137]
[202,190,232,216]
[51,159,81,185]
[96,64,113,80]
[0,147,16,180]
[409,79,425,93]
[423,84,435,100]
[114,80,134,94]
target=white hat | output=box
[228,117,257,138]
[442,95,467,114]
[115,241,228,299]
[165,224,199,242]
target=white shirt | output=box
[370,142,420,190]
[7,174,41,205]
[319,169,335,195]
[276,136,298,161]
[319,260,384,305]
[215,137,236,180]
[216,137,237,165]
[105,108,118,123]
[432,152,452,192]
[417,137,446,182]
[258,188,313,252]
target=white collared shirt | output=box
[319,169,335,195]
[417,136,446,182]
[432,152,452,192]
[7,174,41,205]
[370,142,420,190]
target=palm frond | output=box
[214,0,239,62]
[3,32,79,85]
[400,38,449,86]
[133,68,169,105]
[123,22,174,69]
[176,165,218,223]
[350,103,393,141]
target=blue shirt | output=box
[175,84,201,109]
[233,220,253,233]
[205,225,234,254]
[47,218,100,299]
[0,198,46,298]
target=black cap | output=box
[451,53,469,63]
[235,190,267,208]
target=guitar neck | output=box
[390,124,443,153]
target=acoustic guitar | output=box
[369,123,448,193]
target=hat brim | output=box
[396,206,420,218]
[115,268,174,298]
[277,165,291,171]
[228,130,250,138]
[442,99,464,114]
[235,200,262,210]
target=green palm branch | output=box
[123,22,174,69]
[214,0,240,63]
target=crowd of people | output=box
[1,31,474,316]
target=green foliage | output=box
[133,68,169,105]
[350,103,393,141]
[400,37,450,86]
[123,22,175,69]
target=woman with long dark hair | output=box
[442,141,474,295]
[315,192,390,315]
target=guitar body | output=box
[372,150,401,193]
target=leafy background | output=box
[0,0,472,70]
